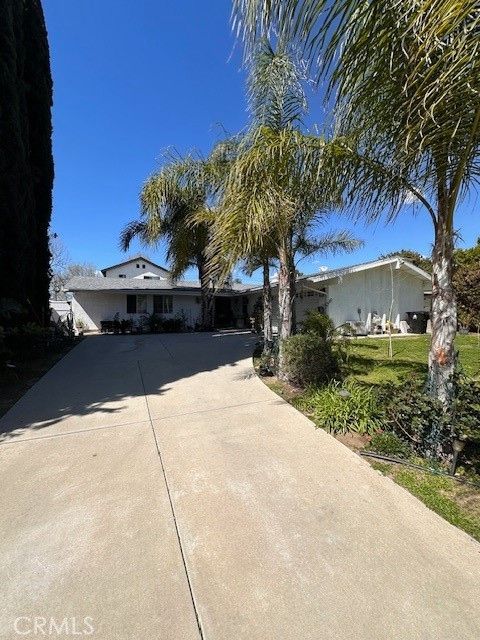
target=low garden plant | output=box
[295,380,386,435]
[367,432,411,459]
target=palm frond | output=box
[205,126,345,280]
[119,220,151,252]
[247,37,308,130]
[295,229,362,261]
[119,154,217,279]
[233,0,480,222]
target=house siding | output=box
[326,265,425,328]
[69,260,430,334]
[244,264,428,333]
[72,291,201,330]
[103,261,169,279]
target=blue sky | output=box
[44,0,478,282]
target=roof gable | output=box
[305,256,431,284]
[100,255,170,276]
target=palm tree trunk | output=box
[288,246,297,334]
[262,260,272,353]
[198,256,214,331]
[278,244,293,340]
[277,240,293,379]
[428,203,457,406]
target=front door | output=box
[214,297,234,328]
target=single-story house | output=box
[66,255,255,331]
[65,254,431,334]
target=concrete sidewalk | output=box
[1,332,479,639]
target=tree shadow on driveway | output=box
[0,331,258,443]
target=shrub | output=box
[297,380,386,435]
[368,432,411,458]
[162,317,184,333]
[378,379,448,456]
[4,323,50,360]
[281,333,341,387]
[378,375,480,459]
[142,313,163,333]
[3,322,73,361]
[301,311,335,339]
[449,375,480,442]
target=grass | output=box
[371,462,480,542]
[346,334,480,385]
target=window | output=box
[126,294,147,314]
[153,295,173,314]
[142,264,145,269]
[119,274,126,278]
[126,295,136,314]
[136,263,140,268]
[137,295,148,314]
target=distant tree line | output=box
[0,0,53,326]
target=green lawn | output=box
[346,334,480,385]
[371,462,480,542]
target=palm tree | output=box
[120,156,217,330]
[208,133,359,379]
[232,0,480,404]
[205,39,360,377]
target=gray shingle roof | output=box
[66,276,257,293]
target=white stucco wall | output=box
[398,272,429,315]
[326,265,426,327]
[245,264,428,333]
[103,260,169,279]
[72,291,201,330]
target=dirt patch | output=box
[336,432,371,451]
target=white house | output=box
[66,255,254,331]
[247,256,431,334]
[65,255,431,333]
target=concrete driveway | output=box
[1,332,479,639]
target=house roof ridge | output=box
[100,255,170,274]
[302,256,431,282]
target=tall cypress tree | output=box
[0,0,53,326]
